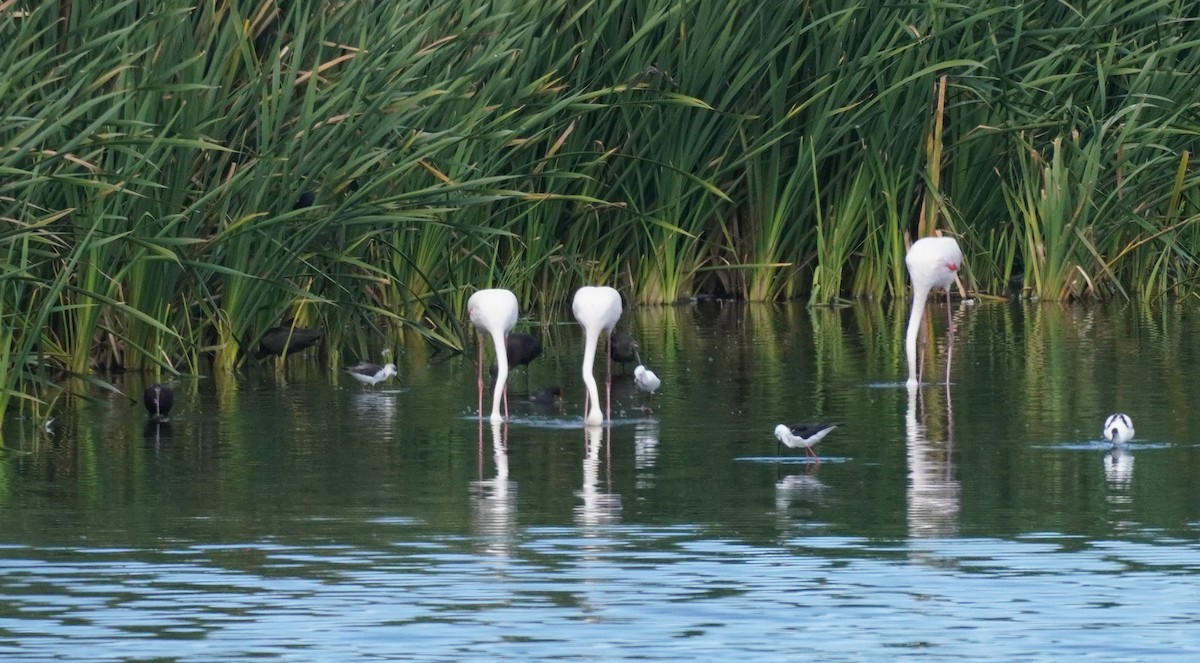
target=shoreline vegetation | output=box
[4,0,1200,422]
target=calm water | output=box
[3,301,1200,661]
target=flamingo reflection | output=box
[906,382,961,539]
[470,420,516,557]
[575,425,622,531]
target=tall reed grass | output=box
[4,0,1200,427]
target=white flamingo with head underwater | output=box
[468,288,519,424]
[905,236,963,386]
[1103,413,1134,446]
[573,286,623,426]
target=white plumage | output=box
[904,236,963,386]
[468,289,519,423]
[1102,413,1134,446]
[573,286,623,426]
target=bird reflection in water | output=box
[1103,446,1137,532]
[576,425,622,531]
[143,420,173,451]
[634,420,659,490]
[470,419,516,557]
[1103,447,1134,489]
[906,382,961,541]
[774,472,828,519]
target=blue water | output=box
[2,301,1198,660]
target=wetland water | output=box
[2,301,1200,660]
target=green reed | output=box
[5,0,1200,430]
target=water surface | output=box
[3,301,1199,660]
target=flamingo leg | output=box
[605,332,613,422]
[944,289,954,385]
[477,334,485,419]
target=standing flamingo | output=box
[572,286,623,426]
[904,236,963,386]
[468,289,519,424]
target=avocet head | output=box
[1102,413,1134,446]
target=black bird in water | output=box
[529,385,565,405]
[609,330,640,375]
[490,332,542,393]
[253,326,323,360]
[144,383,174,422]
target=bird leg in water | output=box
[944,289,954,385]
[477,335,485,419]
[605,332,613,422]
[503,356,509,420]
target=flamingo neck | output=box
[489,330,509,423]
[581,326,603,425]
[905,284,931,386]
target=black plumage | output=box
[490,332,542,391]
[529,385,565,405]
[609,330,640,374]
[253,326,323,360]
[144,383,174,421]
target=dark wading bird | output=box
[529,385,565,405]
[490,332,542,393]
[773,422,844,465]
[144,383,174,422]
[609,330,640,375]
[252,325,323,360]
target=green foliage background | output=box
[4,0,1200,419]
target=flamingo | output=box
[1103,413,1134,446]
[774,422,843,464]
[573,286,623,426]
[344,362,397,389]
[905,236,963,386]
[144,383,174,422]
[468,289,519,423]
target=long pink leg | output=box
[477,336,484,419]
[944,290,954,385]
[605,333,613,422]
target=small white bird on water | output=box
[634,365,660,394]
[1102,413,1134,446]
[773,422,843,464]
[344,362,397,388]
